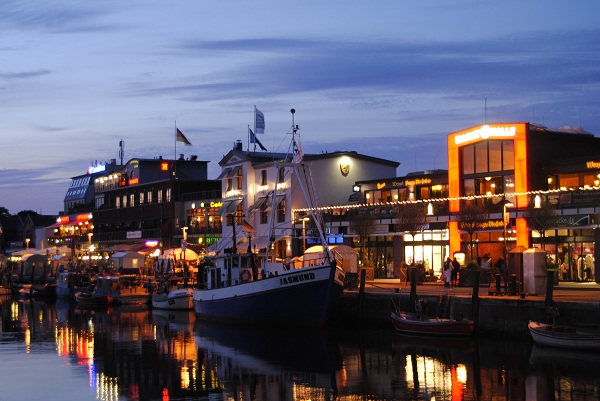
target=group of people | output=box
[443,257,461,287]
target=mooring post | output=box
[409,267,417,313]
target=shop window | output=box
[488,140,502,171]
[475,141,489,173]
[419,187,430,199]
[463,179,475,197]
[381,189,392,203]
[502,141,514,170]
[461,145,475,174]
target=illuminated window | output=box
[277,197,286,223]
[116,197,121,208]
[166,188,171,202]
[147,191,152,204]
[161,162,169,171]
[122,195,127,208]
[129,194,135,206]
[157,190,163,203]
[139,192,144,205]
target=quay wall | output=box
[330,292,600,335]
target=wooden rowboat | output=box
[528,321,600,350]
[391,310,474,337]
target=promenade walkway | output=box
[362,278,600,304]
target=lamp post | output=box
[502,200,514,264]
[25,238,30,249]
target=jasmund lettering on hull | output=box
[279,272,316,285]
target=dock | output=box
[331,278,600,335]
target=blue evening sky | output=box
[1,0,599,215]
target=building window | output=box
[116,197,121,208]
[277,197,286,223]
[147,191,152,204]
[278,167,285,183]
[157,190,163,203]
[139,192,144,205]
[235,167,243,190]
[166,188,171,202]
[130,194,135,207]
[122,195,127,208]
[261,169,267,185]
[260,201,268,224]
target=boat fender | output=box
[240,270,252,283]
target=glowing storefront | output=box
[448,123,600,282]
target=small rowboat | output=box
[391,310,475,337]
[528,321,600,350]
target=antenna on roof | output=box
[119,140,124,165]
[484,98,487,124]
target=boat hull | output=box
[75,291,113,306]
[391,311,474,337]
[528,321,600,350]
[152,288,194,310]
[193,263,344,326]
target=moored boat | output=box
[193,112,345,327]
[75,290,113,306]
[390,310,475,337]
[56,270,93,299]
[152,287,194,310]
[528,321,600,350]
[75,275,150,306]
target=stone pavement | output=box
[363,278,600,304]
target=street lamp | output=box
[25,238,30,249]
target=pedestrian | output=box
[451,258,460,287]
[443,263,451,287]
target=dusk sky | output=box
[1,1,599,215]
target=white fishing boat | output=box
[193,110,345,327]
[152,286,194,310]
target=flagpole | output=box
[247,125,250,152]
[174,120,177,160]
[253,106,257,152]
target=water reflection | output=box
[0,296,598,401]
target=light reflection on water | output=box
[0,296,598,401]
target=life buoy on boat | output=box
[240,269,252,283]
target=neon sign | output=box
[454,124,516,145]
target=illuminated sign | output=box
[586,161,600,169]
[88,164,107,174]
[76,213,91,221]
[454,124,517,145]
[405,178,432,186]
[210,201,223,208]
[57,216,70,224]
[127,231,142,239]
[129,178,139,185]
[376,182,386,189]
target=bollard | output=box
[510,274,517,296]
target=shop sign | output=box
[586,161,600,169]
[405,178,432,186]
[127,231,142,239]
[454,124,516,145]
[556,215,589,226]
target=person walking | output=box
[451,258,460,287]
[443,258,452,288]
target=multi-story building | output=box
[92,156,220,252]
[209,140,399,262]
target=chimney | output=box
[235,140,243,151]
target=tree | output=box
[348,209,377,266]
[0,207,11,219]
[522,202,558,250]
[456,203,488,262]
[395,203,428,264]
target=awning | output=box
[216,168,231,180]
[216,199,242,215]
[248,197,268,214]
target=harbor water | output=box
[0,295,598,401]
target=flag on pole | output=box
[176,128,192,145]
[242,219,255,232]
[255,107,265,135]
[249,128,267,151]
